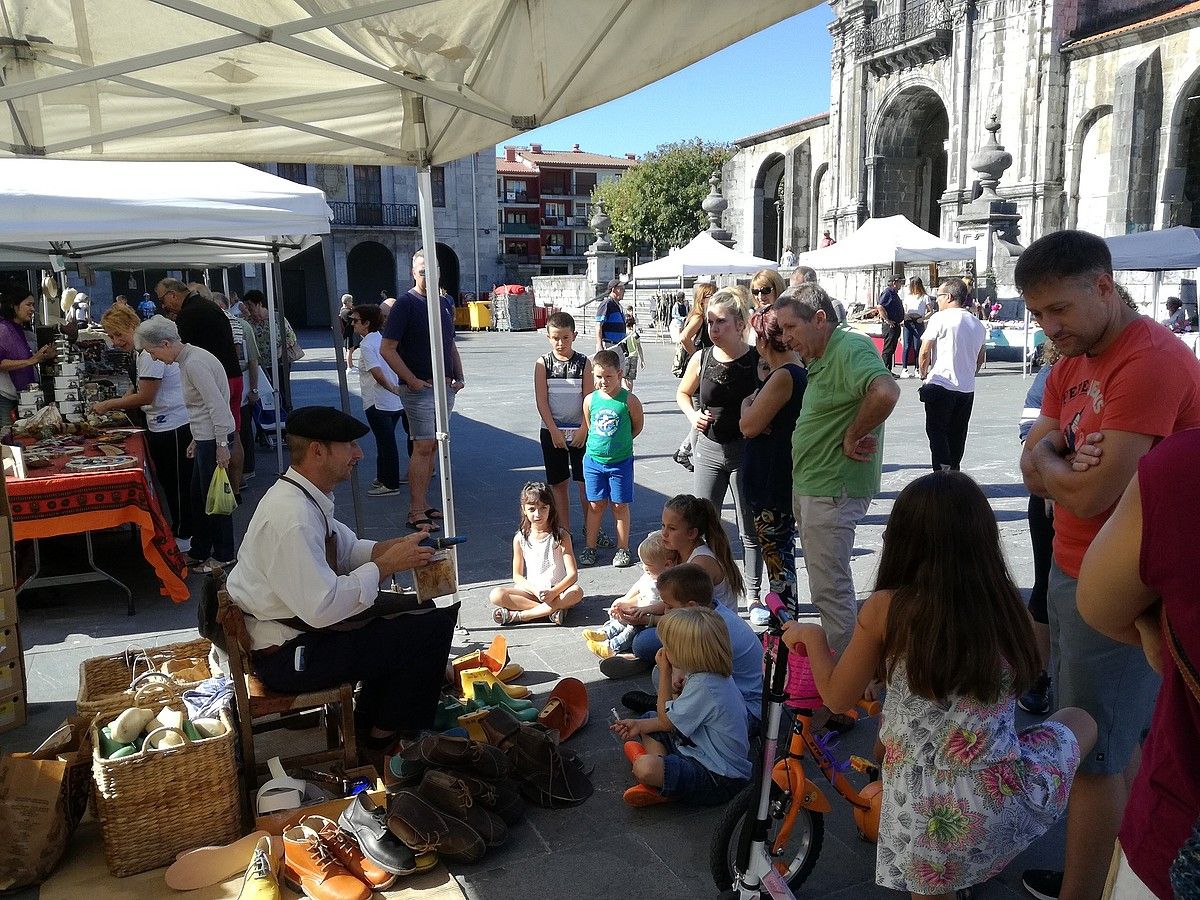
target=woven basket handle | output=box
[123,647,153,685]
[130,681,183,707]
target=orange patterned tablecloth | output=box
[7,432,190,602]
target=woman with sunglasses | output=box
[748,269,786,310]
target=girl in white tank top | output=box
[659,495,744,612]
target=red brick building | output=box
[497,144,637,280]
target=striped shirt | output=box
[543,351,587,428]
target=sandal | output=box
[405,516,441,533]
[548,608,566,627]
[492,608,523,626]
[425,507,444,521]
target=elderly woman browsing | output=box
[95,305,194,550]
[135,315,236,572]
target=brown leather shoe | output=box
[418,769,508,847]
[301,816,396,890]
[281,824,371,900]
[396,733,511,779]
[386,790,485,863]
[450,771,526,826]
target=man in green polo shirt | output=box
[775,284,900,657]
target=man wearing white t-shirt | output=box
[918,278,987,471]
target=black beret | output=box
[285,406,369,442]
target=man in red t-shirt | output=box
[1018,229,1200,900]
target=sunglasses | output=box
[751,287,775,296]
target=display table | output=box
[6,432,189,611]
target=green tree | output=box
[592,138,733,259]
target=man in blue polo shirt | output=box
[595,278,628,367]
[380,249,465,532]
[876,274,905,374]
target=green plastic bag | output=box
[205,466,237,516]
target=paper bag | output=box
[0,717,93,889]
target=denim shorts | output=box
[397,383,455,441]
[583,454,634,504]
[644,727,749,806]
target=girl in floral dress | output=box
[783,472,1096,899]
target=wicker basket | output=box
[77,638,213,719]
[90,700,241,877]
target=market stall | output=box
[1105,226,1200,323]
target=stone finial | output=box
[970,114,1013,202]
[589,199,613,253]
[702,170,734,247]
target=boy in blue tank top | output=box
[580,349,643,569]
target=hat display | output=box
[285,406,369,442]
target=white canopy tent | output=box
[0,159,333,477]
[0,0,814,550]
[1106,227,1200,323]
[794,215,977,269]
[630,232,779,280]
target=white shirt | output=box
[137,350,189,432]
[903,293,930,317]
[357,331,402,413]
[175,343,235,441]
[225,468,381,650]
[923,307,987,393]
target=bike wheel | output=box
[709,782,824,892]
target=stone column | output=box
[955,115,1023,299]
[585,200,616,290]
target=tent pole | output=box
[320,237,364,533]
[1151,270,1162,323]
[417,167,460,599]
[264,256,285,474]
[1023,308,1031,378]
[471,152,481,299]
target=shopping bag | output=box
[0,718,93,889]
[205,466,237,516]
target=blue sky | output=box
[501,4,835,159]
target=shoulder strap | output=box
[279,475,330,535]
[1164,607,1200,705]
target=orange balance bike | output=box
[711,593,882,899]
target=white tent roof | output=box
[1105,227,1200,272]
[0,1,810,166]
[0,159,331,265]
[795,215,976,270]
[631,232,779,279]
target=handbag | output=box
[1165,609,1200,899]
[286,337,305,362]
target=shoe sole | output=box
[165,830,272,890]
[1017,700,1051,715]
[1021,877,1060,900]
[599,654,652,679]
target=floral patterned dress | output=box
[876,661,1080,893]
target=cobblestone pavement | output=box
[11,328,1057,899]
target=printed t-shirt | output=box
[1040,316,1200,577]
[586,388,633,463]
[543,350,587,428]
[792,327,891,499]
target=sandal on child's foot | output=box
[492,608,523,626]
[577,547,597,566]
[549,608,567,627]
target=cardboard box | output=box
[0,625,19,664]
[0,658,22,694]
[0,587,15,628]
[0,688,26,733]
[0,550,14,593]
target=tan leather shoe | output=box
[387,790,485,863]
[302,816,396,890]
[281,824,371,900]
[417,769,507,847]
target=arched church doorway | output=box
[872,87,949,235]
[347,240,395,304]
[1074,109,1113,233]
[1173,72,1200,228]
[755,154,786,260]
[433,243,461,299]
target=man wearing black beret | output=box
[226,406,456,751]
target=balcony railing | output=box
[330,201,418,227]
[501,190,536,203]
[853,0,952,74]
[501,222,539,235]
[543,241,593,257]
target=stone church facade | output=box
[724,1,1200,264]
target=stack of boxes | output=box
[0,473,24,733]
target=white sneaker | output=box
[900,369,912,378]
[175,536,192,553]
[367,484,400,496]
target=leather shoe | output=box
[387,790,485,863]
[418,769,508,847]
[302,816,395,890]
[281,824,371,900]
[337,792,417,876]
[236,836,281,900]
[450,771,526,826]
[621,690,657,715]
[396,732,511,779]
